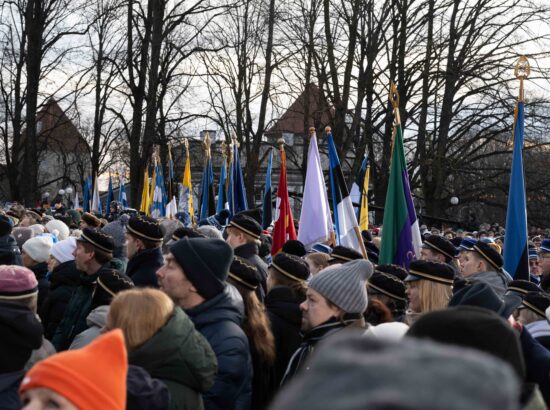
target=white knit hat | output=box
[364,322,409,341]
[50,237,76,264]
[308,259,373,314]
[29,224,45,237]
[22,236,54,263]
[45,219,70,241]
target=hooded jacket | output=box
[69,305,109,349]
[125,247,164,288]
[129,307,218,410]
[39,260,81,340]
[265,286,305,387]
[0,234,22,266]
[186,285,252,410]
[467,270,510,298]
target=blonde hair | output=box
[107,288,174,350]
[305,253,331,273]
[226,226,261,246]
[412,279,452,313]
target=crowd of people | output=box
[1,201,550,409]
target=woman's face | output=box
[21,387,78,410]
[406,282,420,313]
[47,255,60,273]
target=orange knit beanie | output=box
[20,329,128,409]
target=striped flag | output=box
[82,177,91,212]
[261,148,273,229]
[140,169,150,215]
[200,135,216,219]
[298,129,333,248]
[271,142,297,255]
[91,175,102,215]
[74,191,80,210]
[105,175,114,217]
[181,141,195,224]
[504,80,529,280]
[228,140,248,216]
[327,129,363,253]
[359,157,370,231]
[118,175,128,208]
[152,161,166,218]
[378,83,421,268]
[217,156,228,214]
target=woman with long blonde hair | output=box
[107,288,218,410]
[404,260,454,324]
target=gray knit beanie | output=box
[308,259,373,313]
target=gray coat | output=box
[69,305,109,349]
[468,270,511,298]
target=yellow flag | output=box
[139,169,150,214]
[359,164,370,231]
[182,150,194,224]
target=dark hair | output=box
[269,268,307,300]
[364,299,394,325]
[128,232,161,250]
[81,241,112,264]
[229,280,275,366]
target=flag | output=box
[105,175,114,217]
[271,143,297,255]
[228,141,248,216]
[327,130,363,253]
[82,177,91,212]
[74,191,80,210]
[152,161,166,218]
[298,130,333,247]
[504,97,529,279]
[359,156,370,231]
[262,148,273,229]
[181,141,195,224]
[200,137,216,220]
[91,175,102,215]
[118,175,128,208]
[217,157,228,213]
[140,169,150,215]
[168,146,175,201]
[378,85,421,268]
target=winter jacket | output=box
[520,327,550,406]
[30,262,49,310]
[0,234,22,265]
[39,260,81,340]
[265,286,305,387]
[127,365,171,410]
[129,307,218,410]
[52,261,119,351]
[281,313,365,385]
[126,247,164,288]
[526,320,550,350]
[234,242,267,301]
[0,370,25,410]
[69,305,109,349]
[467,270,510,298]
[186,285,252,410]
[26,336,56,371]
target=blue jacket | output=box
[186,285,252,410]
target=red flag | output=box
[271,144,297,255]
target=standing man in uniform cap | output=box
[538,239,550,291]
[156,237,252,410]
[225,214,268,300]
[459,241,511,297]
[125,215,165,287]
[420,235,458,267]
[281,259,373,385]
[52,228,116,351]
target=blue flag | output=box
[217,158,228,214]
[262,149,273,229]
[118,176,128,208]
[83,176,92,212]
[152,163,166,218]
[200,156,215,220]
[105,176,114,217]
[504,101,529,280]
[228,142,248,216]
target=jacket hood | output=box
[129,307,217,393]
[50,260,81,289]
[187,284,245,329]
[86,305,109,328]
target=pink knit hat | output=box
[0,265,38,300]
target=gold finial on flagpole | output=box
[515,56,530,102]
[309,127,316,139]
[325,126,331,135]
[389,81,401,125]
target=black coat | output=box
[30,262,50,311]
[234,243,268,301]
[125,247,164,288]
[265,286,305,387]
[0,234,22,266]
[39,261,81,340]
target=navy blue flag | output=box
[105,176,114,217]
[504,100,529,280]
[228,142,248,216]
[200,156,216,219]
[217,158,228,214]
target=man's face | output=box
[225,228,245,249]
[406,282,420,313]
[539,252,550,275]
[126,233,141,259]
[156,253,194,308]
[79,220,88,230]
[460,251,481,277]
[73,242,93,273]
[420,248,444,263]
[300,288,341,332]
[530,257,542,276]
[20,215,34,227]
[21,251,35,268]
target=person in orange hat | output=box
[19,329,128,410]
